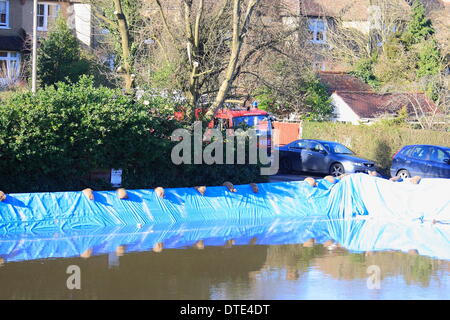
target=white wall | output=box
[342,20,371,34]
[330,93,362,125]
[69,3,91,47]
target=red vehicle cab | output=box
[175,106,273,154]
[211,107,273,154]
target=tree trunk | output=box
[205,0,259,120]
[185,0,204,121]
[113,0,133,92]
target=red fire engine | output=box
[174,104,273,153]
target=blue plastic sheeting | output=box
[0,173,449,235]
[328,174,450,222]
[0,217,449,263]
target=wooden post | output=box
[31,0,38,93]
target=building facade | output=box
[0,0,92,87]
[281,0,413,72]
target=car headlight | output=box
[353,162,365,167]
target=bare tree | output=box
[142,0,302,121]
[326,0,410,67]
[87,0,309,120]
[113,0,133,91]
[385,82,449,130]
[87,0,143,92]
[204,0,260,118]
[142,0,227,119]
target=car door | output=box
[301,141,328,173]
[286,140,307,171]
[392,146,413,175]
[429,147,450,178]
[408,146,433,177]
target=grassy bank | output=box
[302,121,450,174]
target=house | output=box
[317,71,439,125]
[330,91,438,125]
[0,0,93,87]
[278,2,443,125]
[282,0,412,72]
[318,71,373,94]
[281,0,449,73]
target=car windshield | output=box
[322,142,354,155]
[232,115,269,129]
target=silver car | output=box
[277,139,376,176]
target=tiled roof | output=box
[420,0,449,12]
[300,0,371,19]
[335,91,437,119]
[319,72,373,93]
[281,0,301,14]
[0,36,25,51]
[298,0,410,20]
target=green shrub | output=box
[350,56,381,89]
[302,121,450,175]
[37,18,92,87]
[302,79,333,121]
[401,0,434,47]
[416,39,441,78]
[0,77,266,193]
[253,76,332,120]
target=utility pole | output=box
[31,0,38,93]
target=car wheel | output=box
[396,169,410,179]
[280,158,293,174]
[330,163,345,177]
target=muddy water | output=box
[0,223,449,300]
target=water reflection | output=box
[0,217,449,299]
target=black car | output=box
[277,139,376,176]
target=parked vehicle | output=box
[277,139,375,176]
[390,145,450,179]
[175,106,273,153]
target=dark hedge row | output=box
[0,77,267,193]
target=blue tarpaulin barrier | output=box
[0,173,449,263]
[1,173,449,235]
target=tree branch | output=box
[154,0,176,42]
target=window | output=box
[400,146,413,157]
[0,0,9,28]
[289,140,308,149]
[0,51,21,85]
[306,141,325,152]
[232,115,269,129]
[322,142,354,155]
[410,146,430,160]
[430,148,449,163]
[308,18,327,44]
[37,2,60,31]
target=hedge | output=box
[302,121,450,175]
[0,77,267,193]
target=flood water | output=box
[0,218,449,300]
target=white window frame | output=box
[0,0,10,29]
[37,2,60,31]
[0,51,21,85]
[308,18,327,44]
